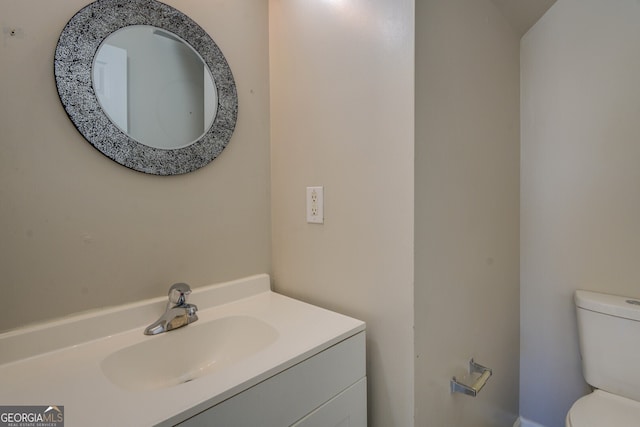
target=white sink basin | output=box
[101,315,278,391]
[0,274,365,426]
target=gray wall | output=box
[0,0,271,332]
[520,0,640,425]
[415,0,521,425]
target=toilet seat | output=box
[566,389,640,427]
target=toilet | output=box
[566,290,640,426]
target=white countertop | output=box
[0,274,365,426]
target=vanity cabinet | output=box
[0,274,365,426]
[176,331,366,427]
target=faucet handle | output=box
[168,283,192,305]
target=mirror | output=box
[54,0,238,175]
[93,26,218,150]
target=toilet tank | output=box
[575,290,640,401]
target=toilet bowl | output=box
[566,389,640,426]
[566,291,640,427]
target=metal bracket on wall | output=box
[450,358,492,397]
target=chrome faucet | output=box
[144,283,198,335]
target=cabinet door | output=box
[176,332,365,427]
[292,378,367,427]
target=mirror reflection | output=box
[93,25,217,150]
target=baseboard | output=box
[514,416,547,427]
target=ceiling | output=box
[491,0,557,36]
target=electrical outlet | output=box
[306,186,324,224]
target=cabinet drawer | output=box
[177,331,366,427]
[292,377,366,427]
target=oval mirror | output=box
[93,25,218,150]
[54,0,238,175]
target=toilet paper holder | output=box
[450,358,492,397]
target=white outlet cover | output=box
[306,186,324,224]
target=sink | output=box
[0,274,366,426]
[101,315,278,392]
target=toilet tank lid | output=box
[575,290,640,321]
